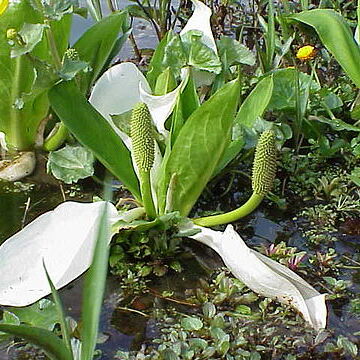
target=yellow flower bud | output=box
[0,0,9,16]
[296,45,316,61]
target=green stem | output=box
[192,192,264,227]
[44,20,62,70]
[43,123,69,151]
[140,169,156,219]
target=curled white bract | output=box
[184,222,327,331]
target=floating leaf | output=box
[183,222,327,331]
[181,317,203,331]
[0,201,119,306]
[7,299,58,331]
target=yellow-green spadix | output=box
[252,130,277,196]
[130,102,155,172]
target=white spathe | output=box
[89,62,188,138]
[180,0,217,55]
[185,223,327,331]
[0,201,119,307]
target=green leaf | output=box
[337,336,358,357]
[147,31,176,90]
[349,167,360,186]
[215,75,273,174]
[74,10,131,93]
[291,9,360,88]
[49,80,140,199]
[58,58,90,81]
[11,23,47,58]
[0,0,49,149]
[235,75,274,129]
[80,199,111,360]
[158,80,240,216]
[217,36,256,67]
[44,263,73,357]
[313,116,360,132]
[0,311,20,341]
[42,0,77,20]
[7,299,58,331]
[47,144,95,184]
[268,68,320,111]
[0,324,73,360]
[184,31,222,74]
[181,317,203,331]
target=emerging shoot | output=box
[193,130,277,227]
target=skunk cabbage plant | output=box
[0,0,326,333]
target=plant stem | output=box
[43,122,69,151]
[140,169,156,219]
[44,20,62,70]
[193,192,264,227]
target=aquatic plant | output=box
[0,0,131,180]
[0,3,327,356]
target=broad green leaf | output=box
[268,68,320,111]
[7,299,58,331]
[154,67,177,95]
[74,11,131,93]
[313,116,360,132]
[10,23,47,58]
[215,75,273,174]
[158,80,240,216]
[0,324,73,360]
[49,80,140,199]
[183,31,222,74]
[58,57,89,81]
[0,0,49,149]
[80,198,111,360]
[217,36,256,67]
[235,75,274,128]
[47,145,95,184]
[291,9,360,88]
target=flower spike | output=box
[130,103,156,219]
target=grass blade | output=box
[43,261,73,359]
[80,184,113,360]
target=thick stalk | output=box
[139,169,156,219]
[43,123,69,151]
[193,193,264,227]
